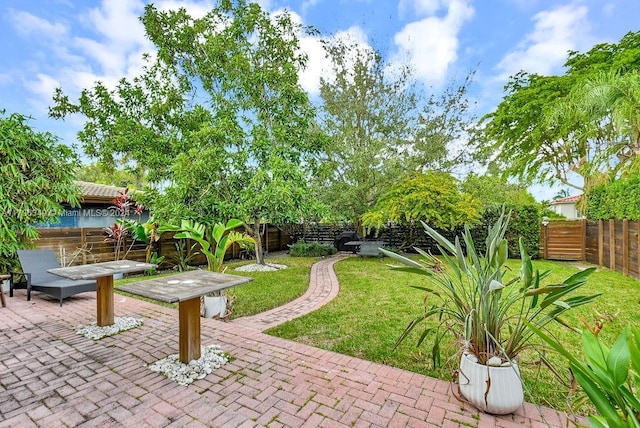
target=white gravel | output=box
[147,345,229,386]
[234,263,288,272]
[76,316,143,340]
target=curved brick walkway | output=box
[232,254,350,331]
[0,256,585,428]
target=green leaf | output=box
[573,368,624,426]
[582,330,609,373]
[607,328,630,387]
[225,219,243,230]
[379,248,424,269]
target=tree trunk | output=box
[244,219,265,265]
[253,219,265,265]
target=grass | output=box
[266,256,640,413]
[114,256,318,318]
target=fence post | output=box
[581,219,587,261]
[81,228,87,265]
[609,219,615,269]
[598,220,604,266]
[623,219,629,276]
[542,223,549,259]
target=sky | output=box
[1,0,639,201]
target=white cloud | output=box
[392,0,474,84]
[8,9,68,38]
[155,0,215,18]
[298,26,372,95]
[495,3,590,80]
[398,0,444,17]
[301,0,322,15]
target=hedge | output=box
[587,175,640,220]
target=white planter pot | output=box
[458,353,524,415]
[1,279,8,293]
[203,295,227,318]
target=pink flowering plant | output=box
[104,189,144,260]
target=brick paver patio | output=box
[0,255,585,427]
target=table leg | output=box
[179,297,201,363]
[96,276,114,326]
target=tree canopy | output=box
[50,1,322,264]
[76,162,147,189]
[477,31,640,193]
[361,171,481,232]
[460,173,536,208]
[314,39,474,230]
[314,40,418,227]
[0,110,80,271]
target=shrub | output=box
[468,204,541,258]
[586,174,640,219]
[289,240,337,257]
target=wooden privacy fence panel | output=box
[541,219,640,281]
[540,220,585,261]
[33,224,291,268]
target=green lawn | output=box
[114,256,318,318]
[266,256,640,413]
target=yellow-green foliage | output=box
[362,171,481,232]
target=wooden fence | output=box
[541,219,640,281]
[32,224,291,268]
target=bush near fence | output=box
[30,205,542,268]
[32,224,291,268]
[283,204,541,259]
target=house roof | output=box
[75,180,128,204]
[550,195,581,204]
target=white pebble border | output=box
[234,263,288,272]
[147,345,229,386]
[76,316,143,340]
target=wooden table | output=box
[343,240,364,254]
[48,260,156,326]
[119,270,253,363]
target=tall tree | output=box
[579,71,640,176]
[315,40,418,230]
[460,173,536,207]
[409,72,476,172]
[315,39,475,230]
[0,110,80,271]
[477,31,640,193]
[51,1,322,265]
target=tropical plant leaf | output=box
[379,248,423,269]
[607,328,631,387]
[573,368,624,427]
[420,220,456,254]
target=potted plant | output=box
[380,209,599,414]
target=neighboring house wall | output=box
[550,203,581,219]
[549,195,583,220]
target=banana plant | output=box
[159,219,254,272]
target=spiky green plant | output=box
[381,209,600,366]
